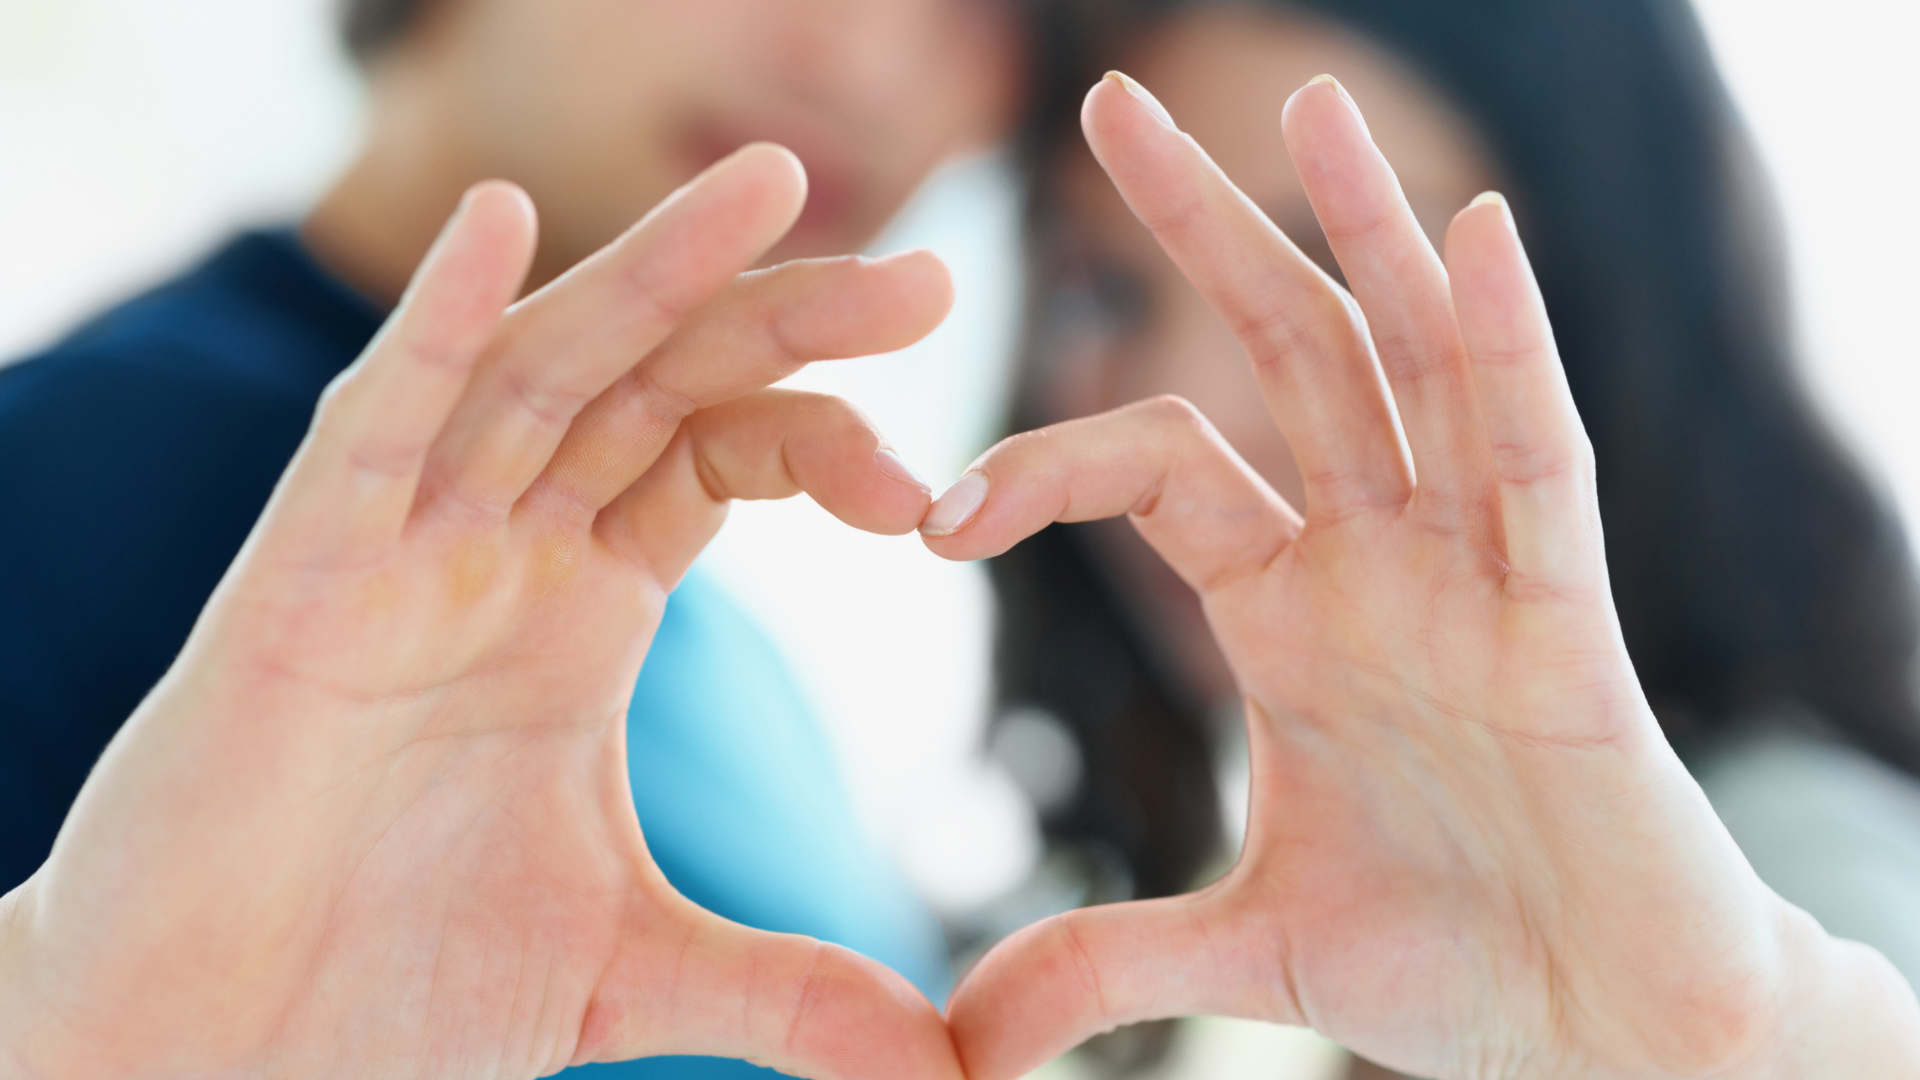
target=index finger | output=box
[1082,73,1412,520]
[273,181,537,564]
[419,143,809,520]
[919,396,1298,597]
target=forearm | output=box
[1747,906,1920,1079]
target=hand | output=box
[0,146,963,1080]
[925,76,1920,1079]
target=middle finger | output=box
[1081,73,1414,521]
[526,249,951,523]
[417,143,807,522]
[1282,76,1496,525]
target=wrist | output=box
[1741,902,1920,1079]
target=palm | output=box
[190,518,670,1075]
[1206,513,1657,1074]
[938,77,1788,1080]
[7,152,963,1080]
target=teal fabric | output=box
[565,571,950,1078]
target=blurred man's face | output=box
[404,0,1022,272]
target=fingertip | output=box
[1080,72,1163,165]
[456,180,539,274]
[918,472,989,539]
[706,141,810,240]
[875,447,932,496]
[1280,71,1369,150]
[906,248,958,316]
[1080,72,1120,135]
[1281,73,1337,124]
[1444,191,1526,283]
[771,395,932,536]
[870,247,957,325]
[860,448,935,536]
[463,178,537,227]
[731,140,809,194]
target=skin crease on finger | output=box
[305,0,1023,305]
[1041,7,1502,714]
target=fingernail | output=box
[1297,73,1372,143]
[875,448,930,493]
[1471,190,1515,230]
[1307,73,1354,106]
[1105,71,1178,131]
[920,472,989,537]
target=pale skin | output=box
[1035,9,1501,712]
[0,146,964,1080]
[924,76,1920,1079]
[307,0,1020,304]
[2,74,1917,1080]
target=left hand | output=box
[0,146,962,1080]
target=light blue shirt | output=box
[564,571,949,1078]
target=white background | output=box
[2,0,1916,918]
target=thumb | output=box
[946,888,1294,1080]
[580,900,962,1080]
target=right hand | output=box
[926,74,1920,1080]
[0,145,962,1080]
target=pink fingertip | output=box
[1104,71,1179,132]
[875,448,931,494]
[1288,72,1370,139]
[920,472,988,537]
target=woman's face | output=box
[1040,7,1500,706]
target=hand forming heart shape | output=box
[2,74,1913,1080]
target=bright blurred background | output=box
[2,1,1915,1073]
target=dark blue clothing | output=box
[0,231,946,1076]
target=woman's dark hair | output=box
[339,0,435,63]
[993,0,1920,910]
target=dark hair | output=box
[339,0,435,63]
[993,0,1920,911]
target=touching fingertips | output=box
[874,448,931,494]
[920,472,989,537]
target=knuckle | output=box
[1237,290,1357,372]
[1373,331,1458,385]
[401,335,475,376]
[1471,340,1543,370]
[1135,191,1208,239]
[1490,439,1585,489]
[313,373,355,422]
[1135,393,1208,432]
[504,367,594,431]
[629,372,700,429]
[781,940,834,1055]
[618,263,696,330]
[1317,199,1398,247]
